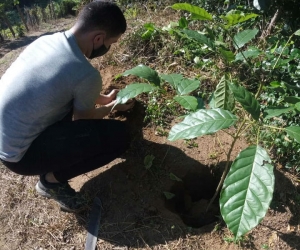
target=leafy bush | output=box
[116,3,300,240]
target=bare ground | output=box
[1,15,300,250]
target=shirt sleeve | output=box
[73,71,102,111]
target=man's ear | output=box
[93,31,106,44]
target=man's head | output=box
[74,1,126,58]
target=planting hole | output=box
[165,170,220,228]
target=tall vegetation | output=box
[114,1,300,240]
[0,0,79,40]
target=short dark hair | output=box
[77,1,126,37]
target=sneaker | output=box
[35,174,87,212]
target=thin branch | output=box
[260,9,280,40]
[206,119,247,211]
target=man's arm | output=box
[73,99,135,120]
[95,89,118,105]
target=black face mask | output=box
[89,44,111,59]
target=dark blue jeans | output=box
[2,119,130,182]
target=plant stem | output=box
[272,34,293,71]
[206,119,247,212]
[263,124,284,131]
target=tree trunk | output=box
[1,13,15,38]
[16,5,29,32]
[25,8,34,28]
[51,1,56,19]
[48,1,53,19]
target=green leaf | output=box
[115,83,157,105]
[235,48,261,61]
[263,106,294,119]
[269,81,281,88]
[219,48,235,62]
[163,192,175,200]
[229,84,261,120]
[174,96,199,111]
[179,17,188,28]
[160,74,200,95]
[160,74,183,89]
[175,78,200,95]
[196,97,205,109]
[294,29,300,36]
[168,108,237,141]
[283,83,300,91]
[233,29,259,49]
[220,145,274,238]
[284,96,300,104]
[221,13,258,28]
[122,65,161,86]
[295,102,300,111]
[285,126,300,143]
[144,154,155,169]
[214,76,235,111]
[183,29,215,49]
[169,173,182,182]
[144,23,155,31]
[172,3,212,21]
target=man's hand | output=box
[105,99,135,112]
[95,89,119,105]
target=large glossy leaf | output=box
[160,74,183,89]
[172,3,212,21]
[176,78,200,95]
[183,29,215,49]
[214,76,235,111]
[174,96,198,111]
[233,29,259,49]
[161,74,200,95]
[115,83,157,105]
[220,145,274,238]
[295,30,300,36]
[284,96,300,104]
[229,83,261,120]
[263,106,294,119]
[235,48,261,61]
[122,65,160,86]
[285,126,300,143]
[221,13,258,28]
[168,108,237,141]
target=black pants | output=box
[1,118,130,182]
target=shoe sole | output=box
[35,182,86,213]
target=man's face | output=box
[103,33,122,48]
[89,32,122,59]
